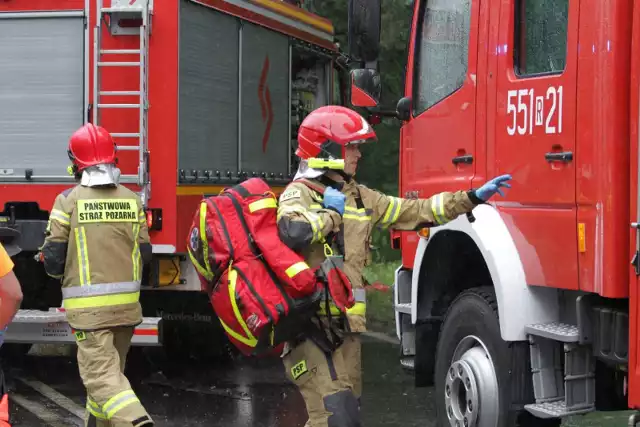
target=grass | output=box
[363,262,398,336]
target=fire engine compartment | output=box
[0,0,338,248]
[176,0,335,186]
[0,0,340,302]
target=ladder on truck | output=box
[93,0,153,207]
[5,309,161,346]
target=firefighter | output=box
[0,242,24,427]
[277,105,512,426]
[39,123,153,427]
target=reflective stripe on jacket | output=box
[277,177,479,333]
[42,184,151,330]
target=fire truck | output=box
[0,0,343,353]
[347,0,640,425]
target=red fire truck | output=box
[348,0,640,425]
[0,0,343,352]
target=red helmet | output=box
[296,106,376,169]
[67,123,117,172]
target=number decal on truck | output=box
[507,86,563,136]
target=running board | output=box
[5,309,162,346]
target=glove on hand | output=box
[474,174,512,201]
[323,187,346,215]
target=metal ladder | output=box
[93,0,153,207]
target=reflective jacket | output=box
[41,184,152,330]
[277,176,481,333]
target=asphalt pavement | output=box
[0,335,633,427]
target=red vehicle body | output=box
[346,0,640,425]
[0,0,344,349]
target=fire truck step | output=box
[112,132,141,138]
[101,7,145,15]
[13,310,66,323]
[524,399,594,419]
[100,91,141,96]
[395,303,411,314]
[97,62,141,67]
[100,49,142,55]
[6,310,162,346]
[119,174,141,184]
[399,357,414,370]
[525,322,579,342]
[97,104,141,109]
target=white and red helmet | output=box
[296,105,377,170]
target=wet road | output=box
[3,335,433,427]
[2,335,632,426]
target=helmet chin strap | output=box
[337,170,353,182]
[319,170,352,191]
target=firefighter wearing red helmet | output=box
[39,123,154,427]
[278,105,512,426]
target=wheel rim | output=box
[443,335,499,427]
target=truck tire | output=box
[434,287,561,427]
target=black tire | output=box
[434,287,561,427]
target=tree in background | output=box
[309,0,413,262]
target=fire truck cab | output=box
[0,0,344,353]
[349,0,640,425]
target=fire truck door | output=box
[491,0,578,290]
[401,0,480,200]
[628,0,640,408]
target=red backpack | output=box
[186,177,354,356]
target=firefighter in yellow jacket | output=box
[278,106,512,426]
[40,124,153,427]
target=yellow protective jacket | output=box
[277,176,481,333]
[41,184,152,330]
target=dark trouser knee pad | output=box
[324,389,362,427]
[132,415,154,427]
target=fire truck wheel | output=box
[434,287,561,427]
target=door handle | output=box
[545,151,573,162]
[452,154,473,165]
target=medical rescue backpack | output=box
[186,177,354,356]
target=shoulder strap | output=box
[294,178,348,257]
[295,178,326,195]
[354,186,365,210]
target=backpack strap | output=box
[293,178,346,257]
[295,178,326,195]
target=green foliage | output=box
[312,0,413,262]
[363,262,397,334]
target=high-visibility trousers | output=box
[76,326,153,427]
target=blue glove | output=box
[323,187,346,215]
[474,174,512,201]
[0,328,6,348]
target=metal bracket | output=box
[104,0,154,36]
[632,222,640,275]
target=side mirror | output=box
[347,0,382,65]
[396,96,412,121]
[350,69,381,108]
